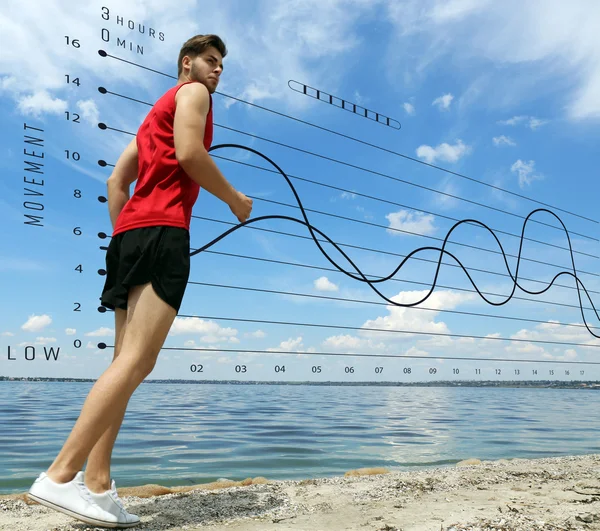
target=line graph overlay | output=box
[92,98,600,381]
[74,40,598,377]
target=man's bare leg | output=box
[45,283,177,484]
[83,307,128,493]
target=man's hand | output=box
[230,191,253,223]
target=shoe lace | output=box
[75,480,96,505]
[109,486,126,511]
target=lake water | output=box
[1,381,599,495]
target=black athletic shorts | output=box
[100,226,190,313]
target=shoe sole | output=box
[27,492,140,528]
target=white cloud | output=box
[341,191,357,200]
[403,102,415,115]
[432,93,454,110]
[528,117,549,130]
[563,348,578,360]
[322,334,387,352]
[16,91,67,117]
[384,0,600,121]
[77,99,100,126]
[246,330,267,338]
[362,289,476,338]
[268,337,304,352]
[281,337,304,350]
[204,0,377,108]
[432,177,461,209]
[511,159,544,188]
[509,321,595,345]
[322,289,475,353]
[85,327,115,337]
[1,332,15,337]
[492,135,516,146]
[386,210,436,236]
[497,115,528,126]
[65,328,76,336]
[3,0,600,125]
[185,335,240,346]
[405,345,430,358]
[429,0,489,21]
[265,336,317,354]
[314,276,339,292]
[170,317,238,343]
[22,314,52,333]
[416,139,471,164]
[503,321,598,360]
[34,337,57,345]
[323,334,364,350]
[497,115,548,130]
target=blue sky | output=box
[1,0,599,383]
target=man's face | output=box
[188,47,223,93]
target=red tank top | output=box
[112,81,213,236]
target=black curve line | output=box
[97,50,597,225]
[250,194,600,263]
[97,86,598,243]
[98,220,599,306]
[211,153,598,258]
[191,144,600,340]
[96,241,600,326]
[215,123,598,243]
[99,103,597,244]
[97,138,600,337]
[102,149,599,261]
[288,80,401,129]
[188,217,600,297]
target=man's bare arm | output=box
[174,83,239,208]
[106,137,138,229]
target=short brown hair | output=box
[177,34,227,78]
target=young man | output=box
[27,34,252,528]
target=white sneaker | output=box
[28,470,119,528]
[86,478,141,528]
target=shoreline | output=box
[3,377,600,390]
[1,454,599,530]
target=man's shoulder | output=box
[175,81,209,96]
[173,82,210,107]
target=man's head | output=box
[177,34,227,93]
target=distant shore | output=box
[2,376,600,389]
[2,453,599,530]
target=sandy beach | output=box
[1,454,599,530]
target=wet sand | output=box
[1,454,599,530]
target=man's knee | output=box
[117,354,156,385]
